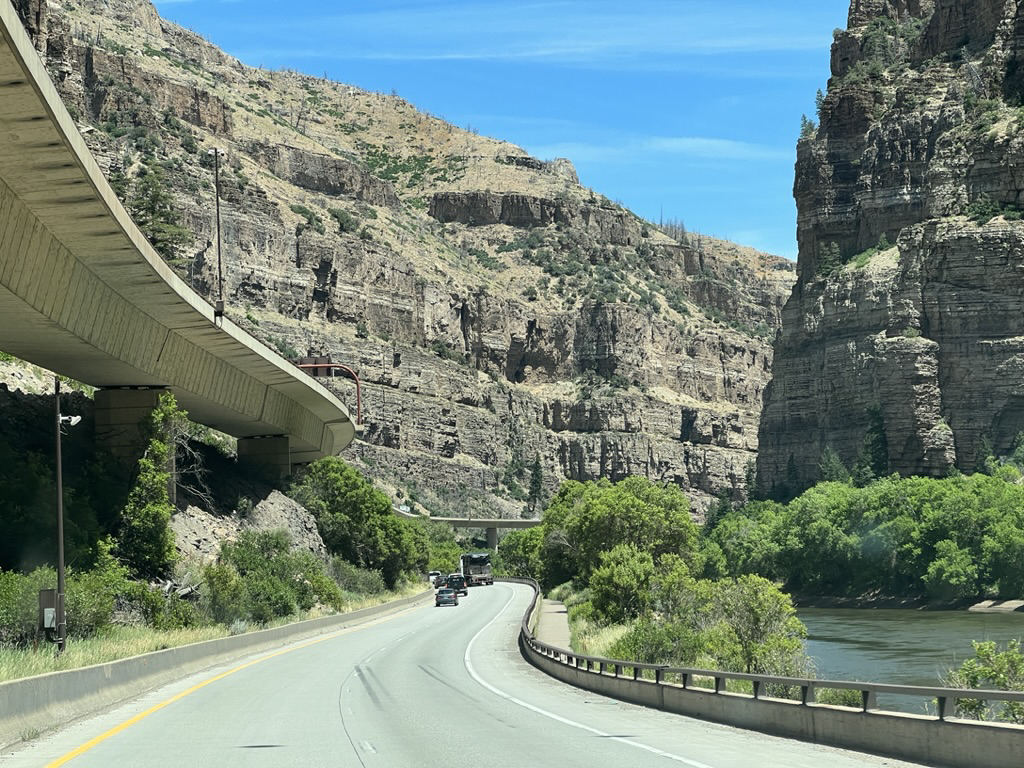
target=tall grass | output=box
[0,582,425,683]
[0,625,228,682]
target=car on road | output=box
[446,573,468,596]
[428,570,442,586]
[435,588,459,607]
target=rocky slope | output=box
[14,0,794,514]
[758,0,1024,494]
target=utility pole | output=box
[54,378,81,655]
[54,377,66,654]
[209,148,224,317]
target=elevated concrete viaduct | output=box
[396,507,541,548]
[0,3,355,471]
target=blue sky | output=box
[154,0,851,259]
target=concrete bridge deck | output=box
[0,4,354,463]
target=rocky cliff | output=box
[14,0,794,515]
[758,0,1024,494]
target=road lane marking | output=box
[464,586,716,768]
[46,606,423,767]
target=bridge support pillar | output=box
[486,526,498,550]
[94,388,162,461]
[238,436,291,478]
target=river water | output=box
[799,608,1024,712]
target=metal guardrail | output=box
[507,578,1024,723]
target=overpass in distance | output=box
[0,3,355,467]
[394,506,541,548]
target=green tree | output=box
[945,640,1024,723]
[703,490,733,533]
[818,445,849,483]
[713,575,807,674]
[546,476,696,584]
[817,242,841,276]
[291,457,419,588]
[128,165,192,260]
[589,544,655,623]
[527,453,543,513]
[924,539,979,600]
[799,114,818,139]
[116,398,178,580]
[494,527,543,579]
[852,407,888,487]
[982,518,1024,596]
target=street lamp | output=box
[54,377,80,654]
[208,148,224,318]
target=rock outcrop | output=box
[170,491,328,563]
[758,0,1024,493]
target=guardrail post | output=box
[801,683,815,705]
[862,688,877,711]
[681,672,689,689]
[752,680,763,699]
[632,666,639,681]
[615,663,622,678]
[655,667,664,684]
[937,696,953,721]
[714,676,724,693]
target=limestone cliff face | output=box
[759,0,1024,493]
[16,0,794,514]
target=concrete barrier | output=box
[0,589,431,749]
[508,579,1024,768]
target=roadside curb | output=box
[0,589,432,751]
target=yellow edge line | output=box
[46,606,418,767]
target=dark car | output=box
[435,588,459,607]
[446,574,468,596]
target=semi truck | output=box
[459,552,494,586]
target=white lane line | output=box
[463,587,716,768]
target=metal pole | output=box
[213,148,224,317]
[296,363,362,425]
[54,376,66,654]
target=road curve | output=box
[2,584,927,768]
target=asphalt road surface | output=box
[4,583,929,767]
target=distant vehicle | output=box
[428,570,442,585]
[435,588,459,607]
[460,552,494,586]
[446,573,468,596]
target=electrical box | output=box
[38,588,57,631]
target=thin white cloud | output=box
[645,137,790,161]
[526,136,789,165]
[225,1,832,66]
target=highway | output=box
[3,584,927,768]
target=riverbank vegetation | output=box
[709,471,1024,602]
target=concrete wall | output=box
[0,590,431,750]
[523,645,1024,768]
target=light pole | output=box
[54,377,80,654]
[208,148,224,318]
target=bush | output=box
[945,640,1024,723]
[328,207,359,233]
[329,558,386,595]
[202,562,246,624]
[0,567,56,646]
[202,530,353,625]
